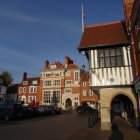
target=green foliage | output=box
[0,71,13,86]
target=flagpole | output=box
[81,4,85,33]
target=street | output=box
[0,111,89,140]
[0,111,140,140]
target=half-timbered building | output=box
[78,20,138,130]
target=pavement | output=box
[67,116,140,140]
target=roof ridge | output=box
[85,20,125,28]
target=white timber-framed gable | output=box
[89,45,133,87]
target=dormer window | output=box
[51,65,56,69]
[23,81,28,85]
[32,81,38,85]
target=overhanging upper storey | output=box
[78,20,130,51]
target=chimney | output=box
[44,60,49,70]
[65,56,73,66]
[22,72,27,81]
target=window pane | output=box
[116,48,121,55]
[105,57,110,67]
[105,50,109,57]
[99,58,105,67]
[99,50,104,57]
[116,56,123,66]
[111,57,116,67]
[110,49,115,56]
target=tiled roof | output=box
[67,64,79,69]
[47,61,64,69]
[78,20,130,51]
[47,62,79,70]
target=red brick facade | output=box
[18,56,98,109]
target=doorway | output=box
[111,94,135,124]
[65,98,72,109]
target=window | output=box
[23,81,28,85]
[89,90,93,96]
[83,82,86,87]
[28,96,36,103]
[75,72,79,81]
[43,91,51,103]
[46,73,51,77]
[19,87,22,94]
[83,90,87,96]
[52,91,60,103]
[65,88,72,93]
[65,80,72,85]
[66,71,70,76]
[44,80,52,86]
[23,87,26,93]
[32,81,38,85]
[54,80,60,86]
[98,48,123,68]
[54,73,60,77]
[51,65,56,69]
[29,86,36,93]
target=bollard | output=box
[88,117,92,128]
[92,114,95,126]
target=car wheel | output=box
[5,115,10,121]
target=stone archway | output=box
[110,94,135,124]
[100,88,138,130]
[65,98,72,109]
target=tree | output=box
[0,71,13,86]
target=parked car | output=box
[76,105,98,114]
[21,106,34,118]
[46,105,61,114]
[0,102,23,120]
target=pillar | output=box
[101,107,111,130]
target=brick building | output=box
[17,56,98,109]
[18,73,40,105]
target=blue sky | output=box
[0,0,124,83]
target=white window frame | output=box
[29,86,37,93]
[43,91,51,104]
[65,88,72,93]
[83,82,86,87]
[32,80,38,85]
[23,81,28,85]
[51,65,56,69]
[54,72,60,77]
[44,80,52,86]
[19,87,22,94]
[23,87,26,93]
[83,90,87,96]
[53,80,60,86]
[46,73,51,77]
[65,80,72,85]
[66,71,70,76]
[28,96,36,103]
[74,72,79,81]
